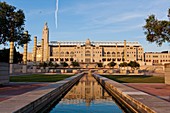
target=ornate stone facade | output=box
[145,51,170,65]
[32,23,145,65]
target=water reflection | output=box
[50,74,123,113]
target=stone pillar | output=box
[165,63,170,84]
[23,36,28,74]
[41,39,44,62]
[58,42,61,62]
[115,43,118,62]
[23,43,28,65]
[9,41,14,74]
[42,22,49,62]
[46,43,49,62]
[33,36,37,62]
[124,40,127,62]
[33,66,37,73]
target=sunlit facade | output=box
[31,23,144,66]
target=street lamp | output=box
[168,9,170,21]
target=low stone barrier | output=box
[93,74,161,113]
[165,63,170,84]
[0,63,9,84]
[13,73,84,113]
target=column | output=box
[33,36,37,62]
[58,42,60,62]
[22,31,28,73]
[165,63,170,84]
[46,43,49,62]
[23,43,28,65]
[9,41,14,74]
[115,43,118,62]
[124,40,127,62]
[41,39,44,62]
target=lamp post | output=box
[168,9,170,21]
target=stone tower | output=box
[42,22,49,62]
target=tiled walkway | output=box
[0,82,48,102]
[125,83,170,102]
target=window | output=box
[85,58,91,63]
[153,55,158,58]
[85,50,91,56]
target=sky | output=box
[1,0,170,52]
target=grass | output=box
[101,75,164,83]
[10,74,74,82]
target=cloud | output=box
[79,12,144,32]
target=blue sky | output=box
[1,0,170,52]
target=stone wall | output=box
[13,73,84,113]
[0,63,9,84]
[93,74,156,113]
[165,63,170,84]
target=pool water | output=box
[49,74,123,113]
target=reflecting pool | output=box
[49,74,123,113]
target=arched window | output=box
[65,52,69,57]
[112,52,115,54]
[70,51,74,57]
[112,52,116,57]
[65,52,69,54]
[117,52,120,57]
[60,52,64,57]
[85,50,91,56]
[107,52,111,57]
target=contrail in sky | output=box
[55,0,59,29]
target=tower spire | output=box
[42,22,49,61]
[44,22,48,30]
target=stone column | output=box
[124,40,127,62]
[58,42,61,62]
[32,66,37,73]
[23,43,28,65]
[115,43,118,62]
[46,43,49,62]
[165,63,170,84]
[22,41,28,73]
[41,39,44,62]
[9,41,14,74]
[33,36,37,62]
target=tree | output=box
[119,62,128,67]
[0,2,31,46]
[48,61,54,67]
[143,8,170,46]
[71,61,80,67]
[39,62,47,68]
[97,63,103,67]
[54,63,59,68]
[61,62,68,67]
[128,61,140,70]
[107,62,116,68]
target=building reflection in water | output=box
[61,74,112,106]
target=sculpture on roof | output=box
[86,38,91,45]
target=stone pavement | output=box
[0,79,170,112]
[0,82,48,102]
[125,83,170,102]
[0,73,83,113]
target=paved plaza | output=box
[0,82,48,102]
[125,83,170,102]
[0,82,170,103]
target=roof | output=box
[37,40,141,46]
